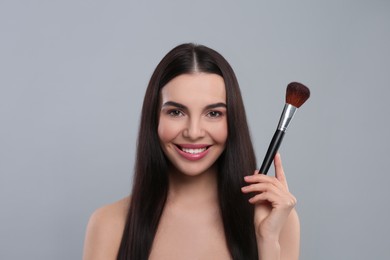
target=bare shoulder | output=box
[280,208,300,260]
[83,196,130,260]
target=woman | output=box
[83,43,300,260]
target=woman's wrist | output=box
[256,228,281,243]
[257,237,281,260]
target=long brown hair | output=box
[117,43,258,259]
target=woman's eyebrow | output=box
[162,101,227,110]
[161,101,187,109]
[205,102,227,109]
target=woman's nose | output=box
[183,118,205,140]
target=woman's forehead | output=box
[160,73,226,104]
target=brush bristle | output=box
[286,82,310,108]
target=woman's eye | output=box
[207,111,222,118]
[168,110,184,117]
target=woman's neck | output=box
[166,164,219,207]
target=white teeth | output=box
[181,147,207,154]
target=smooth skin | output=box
[83,73,300,260]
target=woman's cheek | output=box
[158,120,181,142]
[212,122,228,144]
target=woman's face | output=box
[158,73,228,177]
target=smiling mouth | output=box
[175,145,210,154]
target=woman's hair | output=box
[117,43,258,260]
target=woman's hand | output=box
[241,153,297,241]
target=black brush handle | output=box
[259,130,285,175]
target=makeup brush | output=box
[259,82,310,175]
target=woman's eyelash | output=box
[207,111,223,118]
[165,109,224,118]
[167,109,184,117]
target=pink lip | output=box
[174,144,210,161]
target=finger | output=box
[249,190,297,210]
[248,192,269,204]
[244,174,285,190]
[241,182,280,194]
[274,153,289,190]
[248,190,286,205]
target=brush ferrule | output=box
[277,104,298,132]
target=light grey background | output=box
[1,0,389,259]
